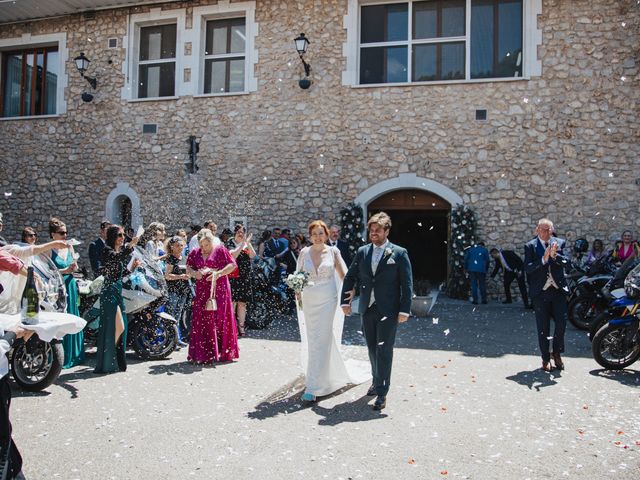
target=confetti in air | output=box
[432,317,439,324]
[4,192,12,197]
[444,329,450,336]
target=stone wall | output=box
[0,0,638,267]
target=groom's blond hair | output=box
[368,212,392,231]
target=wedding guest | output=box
[95,225,140,374]
[295,232,310,248]
[88,220,111,278]
[21,227,37,245]
[220,228,233,245]
[264,227,287,259]
[186,229,238,364]
[188,220,220,252]
[49,218,84,368]
[164,236,190,347]
[145,222,167,257]
[257,229,272,258]
[614,230,638,263]
[464,242,490,305]
[328,225,352,265]
[282,237,300,275]
[490,247,531,308]
[0,251,32,479]
[586,239,606,266]
[524,218,569,372]
[125,227,135,243]
[226,225,256,336]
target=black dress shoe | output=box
[366,384,376,396]
[373,396,386,411]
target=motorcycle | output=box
[566,254,617,330]
[78,247,178,360]
[588,257,640,341]
[591,263,640,370]
[245,257,291,330]
[2,251,67,391]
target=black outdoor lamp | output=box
[74,52,97,90]
[294,33,311,89]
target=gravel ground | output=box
[11,298,640,480]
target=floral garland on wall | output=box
[446,204,477,299]
[339,202,366,258]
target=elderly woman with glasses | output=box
[95,225,140,374]
[186,229,239,364]
[49,217,84,368]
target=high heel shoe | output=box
[301,392,317,403]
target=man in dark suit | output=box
[328,225,352,265]
[490,248,531,308]
[264,227,287,259]
[341,212,413,411]
[524,218,570,372]
[88,220,111,278]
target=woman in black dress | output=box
[226,225,256,336]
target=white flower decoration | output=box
[384,247,393,257]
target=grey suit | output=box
[341,242,413,396]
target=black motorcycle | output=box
[566,254,617,330]
[591,263,640,370]
[245,257,291,330]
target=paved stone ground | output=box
[11,299,640,480]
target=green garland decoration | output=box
[446,204,478,299]
[339,202,366,257]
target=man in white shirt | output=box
[188,220,221,252]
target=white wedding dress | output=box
[296,246,370,397]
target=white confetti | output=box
[417,222,422,227]
[432,317,439,324]
[380,316,387,321]
[378,341,385,345]
[444,329,450,336]
[3,192,11,197]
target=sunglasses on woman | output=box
[56,231,68,236]
[26,233,37,238]
[117,232,125,237]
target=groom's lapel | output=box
[365,243,374,276]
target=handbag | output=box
[205,272,217,311]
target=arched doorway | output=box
[369,189,450,284]
[354,174,463,287]
[105,182,142,229]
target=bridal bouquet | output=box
[285,270,312,309]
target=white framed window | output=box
[192,1,258,96]
[123,8,185,101]
[343,0,541,86]
[0,33,68,119]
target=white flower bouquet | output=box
[285,270,313,309]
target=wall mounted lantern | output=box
[74,52,97,102]
[294,33,311,89]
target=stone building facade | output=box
[0,0,638,285]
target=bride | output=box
[296,220,370,402]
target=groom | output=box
[341,212,413,411]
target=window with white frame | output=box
[204,17,246,94]
[137,23,177,98]
[358,0,522,85]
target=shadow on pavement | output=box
[312,395,388,425]
[147,361,204,375]
[505,369,561,391]
[589,368,640,387]
[247,298,597,360]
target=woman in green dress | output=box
[49,218,84,368]
[95,225,140,374]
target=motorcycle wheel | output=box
[246,301,276,330]
[132,316,178,360]
[11,338,63,391]
[588,311,613,343]
[592,323,640,370]
[568,297,596,330]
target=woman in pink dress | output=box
[186,229,239,364]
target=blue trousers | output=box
[469,272,487,303]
